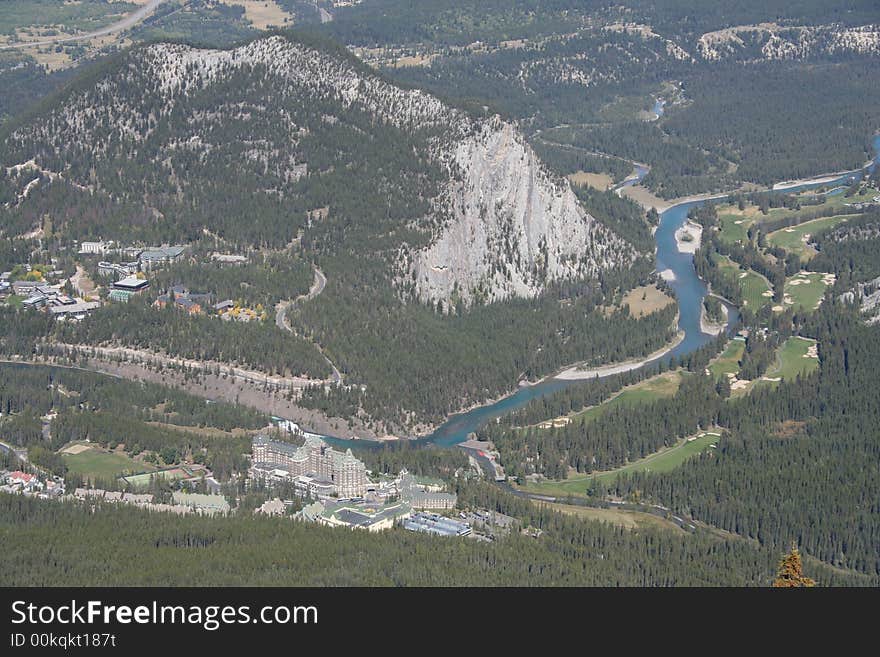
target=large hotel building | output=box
[250,434,369,498]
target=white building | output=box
[250,434,369,498]
[79,241,109,255]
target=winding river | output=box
[322,133,880,451]
[423,195,734,447]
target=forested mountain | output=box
[325,1,880,197]
[0,31,671,431]
[0,33,634,305]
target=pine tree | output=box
[772,546,816,587]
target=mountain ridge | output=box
[1,33,637,306]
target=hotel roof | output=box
[113,275,149,290]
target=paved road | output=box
[0,0,167,51]
[275,267,326,331]
[493,480,697,532]
[275,267,342,384]
[0,440,29,464]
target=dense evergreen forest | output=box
[0,362,268,481]
[326,1,880,47]
[0,362,267,431]
[607,311,880,575]
[1,482,873,586]
[0,30,680,430]
[327,1,880,196]
[809,211,880,285]
[56,299,333,379]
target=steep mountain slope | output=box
[0,33,671,431]
[1,34,635,306]
[410,119,623,305]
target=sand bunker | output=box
[61,443,92,455]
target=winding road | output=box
[276,267,342,384]
[0,0,168,51]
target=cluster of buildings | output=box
[249,430,475,533]
[108,275,150,302]
[248,432,462,510]
[403,512,472,537]
[301,499,413,532]
[0,274,101,320]
[249,433,371,499]
[69,488,229,515]
[85,242,261,321]
[154,284,211,315]
[97,261,139,279]
[80,242,188,273]
[397,472,457,510]
[211,253,248,266]
[214,300,265,322]
[0,469,65,498]
[298,503,479,537]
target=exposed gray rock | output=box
[411,119,632,306]
[840,275,880,325]
[5,35,636,307]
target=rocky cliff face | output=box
[409,119,631,306]
[841,275,880,325]
[697,23,880,62]
[3,35,636,306]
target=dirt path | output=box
[1,356,379,441]
[51,343,332,390]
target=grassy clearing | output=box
[215,0,292,30]
[619,284,674,318]
[708,337,745,381]
[535,501,685,533]
[711,253,773,310]
[120,468,188,489]
[715,185,876,246]
[717,207,759,245]
[781,272,832,312]
[61,445,154,482]
[521,430,721,497]
[568,171,614,190]
[540,370,682,428]
[756,337,818,388]
[766,214,854,261]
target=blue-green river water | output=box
[322,134,880,450]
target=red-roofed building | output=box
[8,471,35,485]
